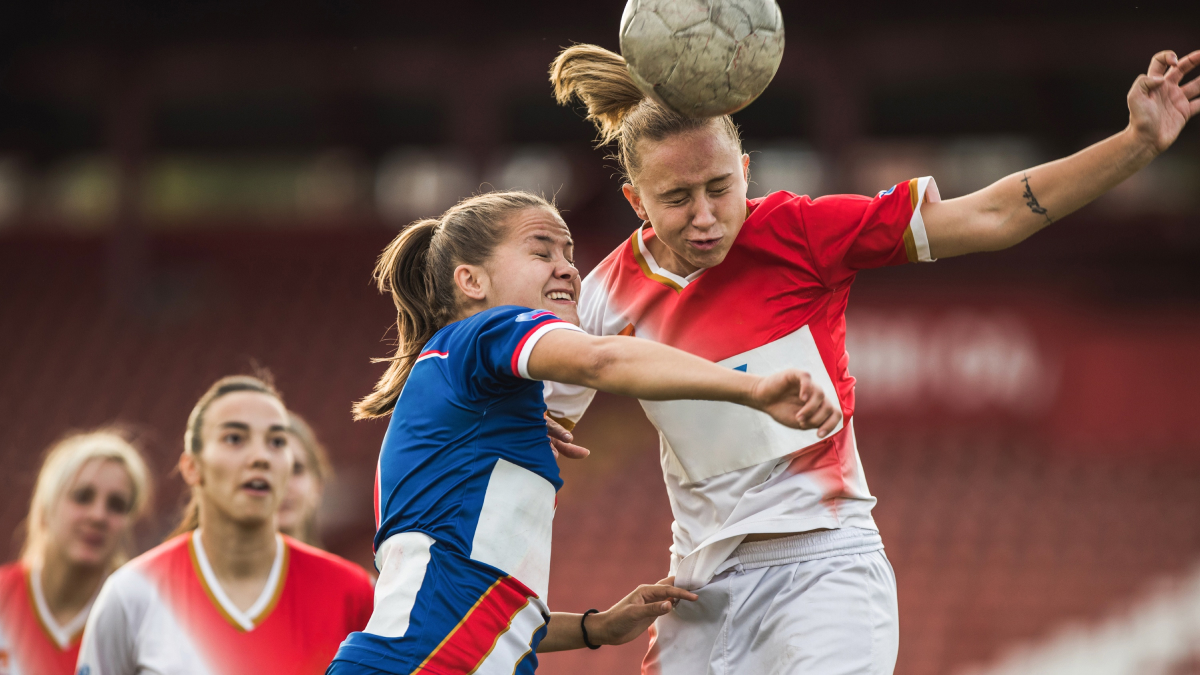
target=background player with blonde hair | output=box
[0,429,151,675]
[77,375,374,675]
[547,44,1199,674]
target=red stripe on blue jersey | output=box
[509,319,569,377]
[416,575,537,674]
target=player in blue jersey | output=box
[327,190,841,675]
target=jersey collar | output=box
[630,223,705,292]
[189,529,288,632]
[28,563,92,649]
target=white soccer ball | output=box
[619,0,785,118]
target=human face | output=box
[456,207,581,325]
[622,126,750,277]
[45,459,134,568]
[276,437,321,539]
[182,392,292,529]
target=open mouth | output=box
[688,237,722,251]
[545,290,575,304]
[242,478,271,495]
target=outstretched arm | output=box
[924,49,1199,259]
[527,329,841,437]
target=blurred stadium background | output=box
[2,1,1200,673]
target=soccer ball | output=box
[619,0,785,118]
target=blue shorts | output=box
[329,536,549,674]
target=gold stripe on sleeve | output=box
[902,226,919,263]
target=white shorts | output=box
[643,528,898,675]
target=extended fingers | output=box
[1149,50,1178,77]
[544,414,574,442]
[794,370,812,403]
[639,583,698,603]
[817,405,842,438]
[550,437,590,459]
[795,387,825,427]
[1165,50,1199,85]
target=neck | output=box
[38,548,105,623]
[198,508,278,582]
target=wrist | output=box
[581,609,606,648]
[1121,123,1163,161]
[587,610,614,646]
[735,374,760,409]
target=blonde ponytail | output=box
[550,44,743,183]
[550,44,646,145]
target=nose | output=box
[249,438,276,470]
[555,260,579,281]
[86,495,109,523]
[692,194,717,229]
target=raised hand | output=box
[749,369,842,438]
[585,577,698,647]
[1129,49,1199,154]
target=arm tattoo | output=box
[1020,173,1053,225]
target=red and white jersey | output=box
[0,561,88,675]
[77,531,374,675]
[545,178,939,589]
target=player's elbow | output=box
[576,338,622,389]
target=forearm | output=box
[929,126,1158,257]
[537,612,590,652]
[546,335,757,404]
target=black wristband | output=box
[580,609,601,650]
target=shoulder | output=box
[127,533,193,572]
[580,230,637,290]
[284,538,373,592]
[0,561,24,587]
[453,306,549,335]
[746,191,871,226]
[0,562,26,604]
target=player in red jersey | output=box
[0,430,151,675]
[548,45,1199,674]
[76,376,375,675]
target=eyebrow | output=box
[529,233,575,247]
[218,422,289,434]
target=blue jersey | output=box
[334,306,582,674]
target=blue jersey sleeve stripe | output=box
[511,320,585,379]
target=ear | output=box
[622,184,649,221]
[179,452,202,488]
[741,153,750,182]
[452,263,489,302]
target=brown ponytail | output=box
[169,374,284,539]
[354,190,560,420]
[550,44,742,183]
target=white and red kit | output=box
[545,179,939,673]
[76,531,374,675]
[0,561,88,675]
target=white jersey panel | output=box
[77,566,215,675]
[641,325,844,482]
[469,459,556,601]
